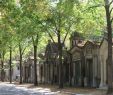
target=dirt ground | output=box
[13,83,107,95]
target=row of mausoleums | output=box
[0,32,109,89]
[41,32,109,88]
[41,33,100,88]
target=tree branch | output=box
[62,31,69,45]
[110,7,113,15]
[35,34,39,45]
[52,19,58,36]
[62,24,71,44]
[54,28,58,36]
[110,17,113,23]
[84,4,104,12]
[47,31,55,43]
[110,0,113,6]
[32,36,35,45]
[41,22,56,43]
[19,43,23,56]
[21,46,27,56]
[62,20,73,44]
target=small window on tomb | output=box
[86,46,92,54]
[17,66,20,70]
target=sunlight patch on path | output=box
[0,83,60,95]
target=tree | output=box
[0,0,49,84]
[82,0,113,93]
[8,7,30,84]
[19,0,49,86]
[43,0,75,88]
[104,0,113,94]
[0,30,9,82]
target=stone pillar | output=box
[99,56,107,89]
[46,64,48,83]
[93,57,96,87]
[73,62,75,86]
[99,56,104,87]
[84,58,87,87]
[31,65,33,83]
[103,59,107,86]
[93,55,99,87]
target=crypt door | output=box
[75,60,81,86]
[87,59,93,87]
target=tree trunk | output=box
[1,51,5,82]
[52,63,54,84]
[69,54,72,86]
[19,45,23,84]
[58,30,63,88]
[34,45,38,86]
[48,63,50,83]
[24,67,26,83]
[81,51,85,87]
[104,1,113,94]
[44,63,46,84]
[9,46,12,83]
[1,60,4,82]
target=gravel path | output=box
[0,83,60,95]
[0,83,107,95]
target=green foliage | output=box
[0,0,110,61]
